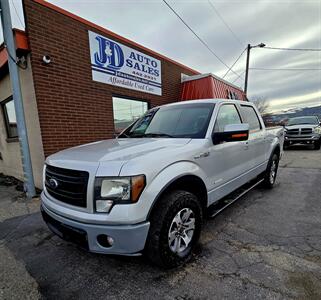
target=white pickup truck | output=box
[41,99,284,267]
[284,116,321,150]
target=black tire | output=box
[283,141,289,150]
[145,190,203,268]
[263,153,279,189]
[314,140,320,150]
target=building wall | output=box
[23,0,199,157]
[0,75,23,181]
[0,56,45,188]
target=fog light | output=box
[96,200,113,212]
[107,236,114,246]
[97,234,114,248]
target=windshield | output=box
[120,103,215,138]
[287,116,319,126]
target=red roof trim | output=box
[33,0,200,75]
[0,49,8,69]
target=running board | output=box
[208,178,264,218]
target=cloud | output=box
[268,90,321,112]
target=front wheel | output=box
[263,153,279,189]
[145,190,203,268]
[283,141,290,150]
[314,139,320,150]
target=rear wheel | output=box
[263,153,279,189]
[145,190,202,268]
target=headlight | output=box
[314,127,321,134]
[94,175,146,212]
[101,178,131,200]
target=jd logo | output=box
[94,36,124,70]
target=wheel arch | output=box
[272,144,281,158]
[147,174,208,220]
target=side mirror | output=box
[212,123,249,145]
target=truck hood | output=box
[47,138,191,164]
[285,124,318,130]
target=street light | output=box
[244,43,266,96]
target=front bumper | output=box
[41,203,150,255]
[284,135,320,143]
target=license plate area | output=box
[41,207,89,250]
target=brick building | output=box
[0,0,245,188]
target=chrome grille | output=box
[286,128,313,136]
[286,129,299,135]
[301,128,312,134]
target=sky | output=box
[1,0,321,113]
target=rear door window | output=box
[240,105,261,131]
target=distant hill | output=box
[266,105,321,124]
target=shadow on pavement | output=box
[0,212,189,299]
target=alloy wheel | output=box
[168,208,195,254]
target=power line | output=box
[10,0,24,29]
[207,0,243,47]
[232,70,245,84]
[222,47,246,79]
[261,46,321,52]
[3,44,17,63]
[162,0,242,79]
[250,67,321,71]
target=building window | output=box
[112,97,148,133]
[2,97,18,139]
[227,90,239,100]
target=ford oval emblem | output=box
[49,178,59,189]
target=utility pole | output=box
[244,44,251,96]
[0,0,36,198]
[244,42,266,96]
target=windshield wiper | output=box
[118,132,130,138]
[144,132,174,138]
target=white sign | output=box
[88,31,162,95]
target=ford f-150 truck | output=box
[41,99,284,267]
[284,116,321,150]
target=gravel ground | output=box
[1,148,321,299]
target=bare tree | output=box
[250,96,270,116]
[249,97,275,127]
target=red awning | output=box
[180,74,246,101]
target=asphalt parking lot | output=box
[1,147,321,300]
